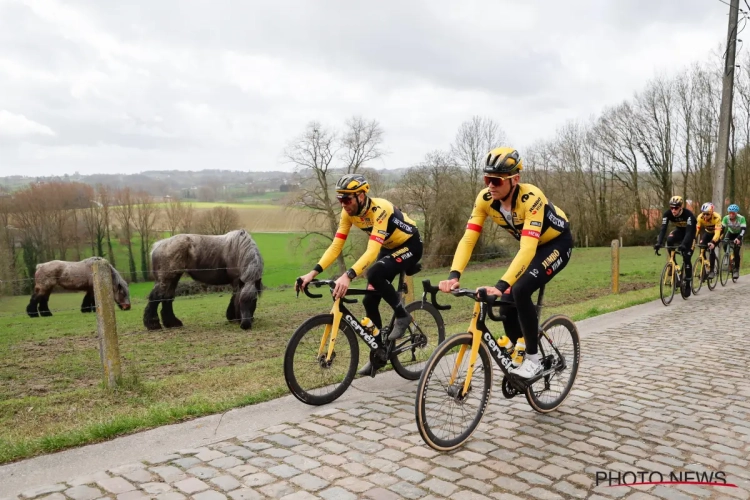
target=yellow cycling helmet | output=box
[484,147,523,175]
[335,174,370,195]
[669,195,684,208]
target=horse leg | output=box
[38,294,53,317]
[160,277,183,328]
[226,292,238,322]
[143,285,163,330]
[238,281,259,330]
[26,293,40,318]
[81,291,95,313]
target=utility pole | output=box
[713,0,740,213]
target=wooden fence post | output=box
[611,239,620,294]
[92,260,122,388]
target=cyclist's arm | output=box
[657,211,670,245]
[739,215,747,239]
[448,192,488,279]
[712,215,722,243]
[690,216,700,247]
[497,194,545,287]
[347,207,391,277]
[314,212,352,273]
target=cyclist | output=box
[438,147,574,379]
[295,173,423,375]
[720,203,746,280]
[695,202,723,280]
[653,195,697,293]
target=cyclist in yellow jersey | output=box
[695,202,723,279]
[295,174,423,375]
[438,147,573,379]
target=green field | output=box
[4,245,745,463]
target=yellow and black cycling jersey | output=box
[696,212,723,242]
[449,183,570,286]
[316,197,418,277]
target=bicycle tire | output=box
[720,251,731,287]
[660,261,675,306]
[692,258,704,295]
[284,314,359,406]
[414,332,492,451]
[707,252,718,290]
[525,315,581,413]
[390,301,446,381]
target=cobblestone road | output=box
[3,282,750,500]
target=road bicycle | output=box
[414,280,580,451]
[285,263,445,406]
[656,245,690,305]
[719,238,741,285]
[692,242,718,294]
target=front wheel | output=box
[720,251,731,287]
[390,301,446,380]
[660,261,676,306]
[707,251,718,291]
[525,315,580,413]
[284,314,358,406]
[692,257,704,295]
[415,332,492,451]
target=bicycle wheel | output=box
[707,251,718,291]
[526,315,581,413]
[415,332,492,451]
[390,301,446,380]
[660,261,675,306]
[720,251,731,287]
[692,258,704,295]
[284,314,358,406]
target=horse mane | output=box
[224,229,264,291]
[82,257,129,293]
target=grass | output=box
[0,245,745,464]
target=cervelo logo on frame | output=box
[345,314,379,349]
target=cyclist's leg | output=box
[365,235,423,339]
[362,248,389,331]
[735,237,743,269]
[700,232,716,274]
[510,231,574,378]
[668,228,691,279]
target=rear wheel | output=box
[284,314,358,406]
[525,315,580,413]
[390,301,445,380]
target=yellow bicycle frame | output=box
[663,248,680,285]
[317,298,343,362]
[448,301,484,397]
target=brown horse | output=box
[27,257,132,317]
[144,229,264,330]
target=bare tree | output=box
[133,192,161,281]
[451,116,506,198]
[634,77,677,206]
[284,118,384,274]
[164,197,189,236]
[97,184,116,267]
[196,206,240,235]
[112,188,138,281]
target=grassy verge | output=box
[0,245,745,464]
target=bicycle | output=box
[414,280,580,451]
[719,238,741,286]
[656,245,689,305]
[284,263,446,406]
[692,242,718,294]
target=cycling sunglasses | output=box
[484,174,518,187]
[336,194,356,205]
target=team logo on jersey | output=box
[542,249,561,269]
[483,191,492,201]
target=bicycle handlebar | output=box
[295,278,358,303]
[421,280,504,320]
[655,245,680,257]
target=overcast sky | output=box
[0,0,735,177]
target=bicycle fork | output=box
[448,302,483,398]
[317,299,343,362]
